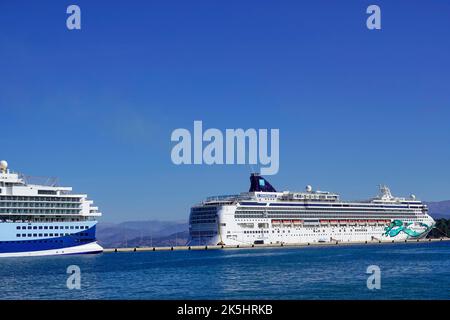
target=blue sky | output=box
[0,1,449,222]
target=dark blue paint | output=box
[0,226,97,253]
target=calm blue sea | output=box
[1,242,450,300]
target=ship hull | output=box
[0,241,103,258]
[188,205,435,246]
[0,222,103,258]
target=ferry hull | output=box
[188,227,434,246]
[0,242,103,258]
[0,223,102,258]
[188,205,435,246]
[187,231,429,246]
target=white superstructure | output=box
[188,174,435,246]
[0,160,103,257]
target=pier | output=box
[103,237,450,253]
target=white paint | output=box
[0,242,103,258]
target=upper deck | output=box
[0,160,101,218]
[194,174,425,210]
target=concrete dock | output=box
[103,237,450,253]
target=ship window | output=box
[16,226,20,230]
[22,234,26,237]
[16,234,20,237]
[38,190,57,195]
[39,226,42,229]
[33,234,37,237]
[44,234,48,237]
[27,234,31,237]
[39,234,42,237]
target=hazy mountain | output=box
[426,201,450,219]
[111,231,190,248]
[96,220,188,248]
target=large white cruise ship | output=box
[0,160,103,257]
[188,174,435,246]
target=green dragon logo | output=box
[384,220,431,238]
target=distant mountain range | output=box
[97,200,450,248]
[96,220,189,248]
[425,200,450,219]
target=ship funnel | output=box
[249,173,277,192]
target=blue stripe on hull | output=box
[0,225,97,254]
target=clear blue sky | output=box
[1,1,449,222]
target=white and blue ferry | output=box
[0,160,103,257]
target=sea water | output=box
[1,242,449,300]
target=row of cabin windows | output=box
[0,239,93,244]
[16,232,89,238]
[0,196,80,202]
[1,239,64,244]
[244,230,269,234]
[17,225,88,230]
[0,219,84,223]
[243,229,371,234]
[0,203,80,208]
[235,214,417,219]
[190,219,216,224]
[1,210,80,215]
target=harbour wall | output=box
[103,237,450,253]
